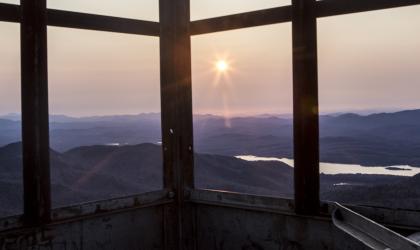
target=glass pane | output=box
[192,24,293,198]
[48,27,162,207]
[191,0,291,21]
[318,6,420,210]
[47,0,158,21]
[0,22,22,217]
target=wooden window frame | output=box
[0,0,419,227]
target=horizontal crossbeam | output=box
[0,3,159,36]
[1,1,419,36]
[190,0,420,35]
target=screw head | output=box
[168,191,175,199]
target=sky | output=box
[0,1,419,116]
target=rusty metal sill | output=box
[0,189,172,233]
[189,189,420,231]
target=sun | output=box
[216,60,229,72]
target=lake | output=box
[235,155,420,177]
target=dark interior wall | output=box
[194,204,369,250]
[0,206,164,250]
[0,200,415,250]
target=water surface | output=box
[235,155,420,177]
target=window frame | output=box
[0,0,418,228]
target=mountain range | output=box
[3,109,420,166]
[2,109,420,217]
[0,142,419,217]
[0,142,293,217]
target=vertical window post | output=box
[160,0,195,249]
[20,0,51,225]
[292,0,320,215]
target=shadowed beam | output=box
[21,0,51,225]
[47,9,160,36]
[190,0,420,35]
[317,0,420,18]
[190,6,291,35]
[0,3,159,36]
[0,3,19,22]
[292,0,320,215]
[160,0,195,248]
[3,1,420,36]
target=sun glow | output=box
[216,60,229,72]
[211,57,233,127]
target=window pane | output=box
[191,0,290,21]
[47,0,158,21]
[192,24,293,198]
[48,27,162,207]
[318,6,420,210]
[0,22,22,217]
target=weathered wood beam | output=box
[160,0,195,249]
[190,0,420,35]
[317,0,420,18]
[21,0,51,225]
[292,0,320,215]
[0,3,159,36]
[0,3,19,22]
[190,6,291,35]
[3,1,420,36]
[47,9,160,36]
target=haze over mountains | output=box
[2,109,420,166]
[1,109,420,217]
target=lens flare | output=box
[216,60,228,72]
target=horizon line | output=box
[1,107,420,120]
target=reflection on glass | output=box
[0,22,22,217]
[318,7,420,209]
[192,24,293,198]
[48,27,162,207]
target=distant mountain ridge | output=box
[2,109,420,166]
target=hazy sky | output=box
[0,1,419,116]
